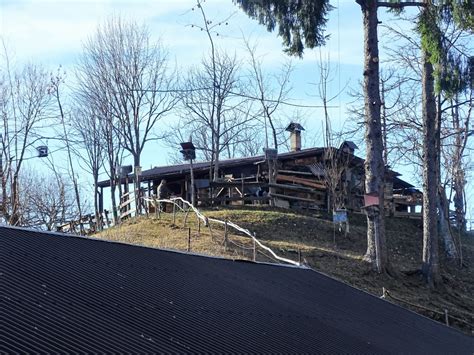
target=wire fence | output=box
[107,195,473,334]
[142,196,302,267]
[380,287,473,333]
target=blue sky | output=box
[1,0,472,222]
[0,0,367,155]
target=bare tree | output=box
[49,71,85,234]
[20,168,79,231]
[78,16,177,213]
[0,48,52,225]
[244,38,293,150]
[178,49,254,178]
[70,105,104,230]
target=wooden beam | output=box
[271,193,320,203]
[212,196,270,203]
[278,169,314,176]
[268,183,319,194]
[210,181,268,188]
[276,174,326,190]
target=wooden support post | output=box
[104,210,110,228]
[224,221,228,251]
[144,198,149,218]
[208,221,214,241]
[197,217,201,236]
[241,173,245,205]
[187,227,191,252]
[172,203,176,226]
[183,208,190,227]
[444,309,449,326]
[253,236,256,262]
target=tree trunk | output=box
[93,172,101,231]
[9,173,20,225]
[111,180,118,225]
[438,185,458,259]
[358,0,389,273]
[421,47,441,287]
[134,154,141,215]
[452,101,466,233]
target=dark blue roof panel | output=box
[1,226,472,353]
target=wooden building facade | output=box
[98,142,422,218]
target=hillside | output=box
[95,206,474,335]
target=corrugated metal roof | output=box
[1,226,471,353]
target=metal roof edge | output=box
[0,224,307,270]
[305,267,472,338]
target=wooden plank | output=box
[271,192,320,203]
[278,169,314,176]
[120,209,135,219]
[268,183,318,193]
[210,181,268,188]
[393,211,422,219]
[276,174,326,190]
[212,196,270,203]
[119,199,135,209]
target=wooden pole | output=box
[241,173,245,205]
[190,158,195,206]
[104,210,110,228]
[208,222,214,241]
[172,203,176,226]
[224,221,228,251]
[253,236,256,262]
[298,248,302,265]
[183,208,190,227]
[197,217,201,236]
[187,227,191,252]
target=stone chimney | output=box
[285,123,305,151]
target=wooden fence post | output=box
[241,173,245,205]
[104,210,110,228]
[172,203,176,226]
[253,235,256,262]
[224,221,228,251]
[208,220,214,241]
[183,207,190,227]
[187,227,191,252]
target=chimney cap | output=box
[285,122,305,132]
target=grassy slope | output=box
[95,206,473,334]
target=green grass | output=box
[94,205,474,335]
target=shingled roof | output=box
[1,226,472,353]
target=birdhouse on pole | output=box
[37,146,48,158]
[180,142,196,161]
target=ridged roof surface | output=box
[1,226,472,353]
